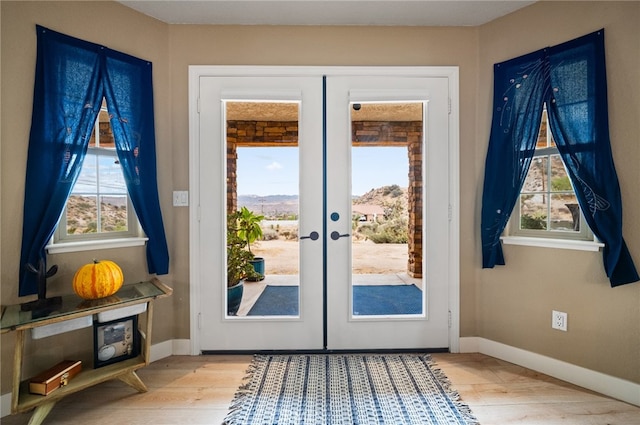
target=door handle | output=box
[330,231,350,240]
[300,231,319,241]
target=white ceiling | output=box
[118,0,535,26]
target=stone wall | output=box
[227,120,298,147]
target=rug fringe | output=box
[423,355,481,425]
[222,355,265,425]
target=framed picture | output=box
[93,315,139,368]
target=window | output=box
[53,101,140,244]
[482,31,637,285]
[23,26,168,295]
[509,107,592,241]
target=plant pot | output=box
[227,280,244,315]
[248,257,265,281]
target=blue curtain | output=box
[19,26,169,296]
[103,50,169,278]
[481,29,638,287]
[480,49,548,268]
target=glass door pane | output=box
[350,102,424,317]
[226,101,300,318]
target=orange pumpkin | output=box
[72,260,124,300]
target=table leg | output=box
[12,330,25,413]
[27,400,57,425]
[117,370,148,393]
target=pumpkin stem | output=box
[93,259,99,264]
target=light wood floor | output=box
[3,353,639,424]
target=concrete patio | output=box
[236,273,422,316]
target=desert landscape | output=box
[245,184,411,275]
[252,238,408,275]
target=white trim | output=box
[148,339,174,363]
[188,66,460,354]
[188,65,202,355]
[447,70,460,354]
[458,336,481,353]
[349,89,431,102]
[46,237,148,254]
[220,89,302,100]
[5,337,635,418]
[501,236,604,252]
[189,65,460,79]
[171,339,193,356]
[0,392,10,418]
[459,337,640,407]
[148,339,192,363]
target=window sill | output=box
[46,237,148,254]
[501,236,604,252]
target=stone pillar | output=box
[227,140,238,214]
[407,130,423,278]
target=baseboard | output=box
[148,338,191,362]
[4,337,637,418]
[171,339,192,356]
[0,392,10,419]
[458,336,480,353]
[459,336,639,407]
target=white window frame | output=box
[47,102,146,254]
[502,108,603,252]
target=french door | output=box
[325,75,451,349]
[190,67,458,352]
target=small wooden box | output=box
[29,360,82,396]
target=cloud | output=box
[266,161,283,171]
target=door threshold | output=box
[201,347,449,355]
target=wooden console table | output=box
[1,278,172,425]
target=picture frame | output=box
[93,315,139,368]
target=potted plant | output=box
[237,206,265,281]
[226,210,260,315]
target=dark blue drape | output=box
[481,29,638,287]
[19,26,169,296]
[480,49,547,268]
[103,50,169,278]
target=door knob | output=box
[300,231,319,241]
[330,231,350,240]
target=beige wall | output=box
[477,1,640,383]
[1,0,638,400]
[167,24,480,341]
[0,1,175,393]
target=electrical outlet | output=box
[552,310,567,331]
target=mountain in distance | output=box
[239,185,408,219]
[66,186,409,234]
[238,194,299,219]
[353,184,407,208]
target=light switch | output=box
[173,190,189,207]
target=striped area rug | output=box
[223,354,479,425]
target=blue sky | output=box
[74,146,409,198]
[237,146,408,196]
[73,153,127,194]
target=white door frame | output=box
[188,66,460,355]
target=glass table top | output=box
[1,281,168,331]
